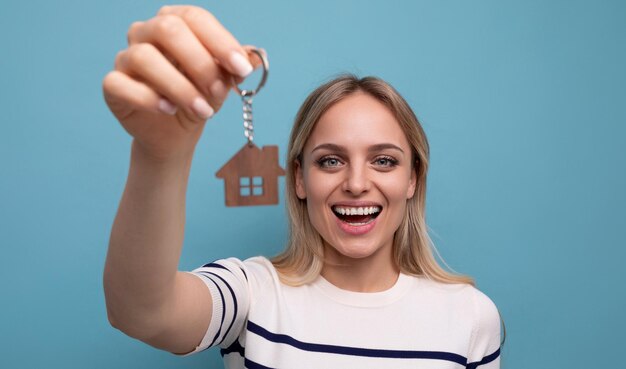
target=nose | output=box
[342,164,371,195]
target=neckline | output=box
[312,272,414,307]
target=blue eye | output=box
[374,156,398,167]
[317,156,342,168]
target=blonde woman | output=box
[103,5,502,368]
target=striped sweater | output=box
[182,257,501,369]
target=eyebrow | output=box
[311,143,405,154]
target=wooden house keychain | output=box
[216,48,285,207]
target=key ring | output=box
[233,48,269,97]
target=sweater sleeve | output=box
[467,288,502,369]
[179,257,251,356]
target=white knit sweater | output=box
[183,256,501,369]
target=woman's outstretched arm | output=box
[102,5,256,354]
[104,141,211,354]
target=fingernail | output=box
[158,98,178,115]
[229,51,253,78]
[259,48,269,68]
[192,97,214,120]
[210,79,228,99]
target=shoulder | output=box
[188,256,278,299]
[196,255,275,277]
[241,256,279,284]
[413,278,501,353]
[469,287,500,329]
[422,280,500,337]
[191,255,284,295]
[208,256,280,293]
[466,286,502,364]
[241,255,276,275]
[412,277,480,305]
[414,277,499,316]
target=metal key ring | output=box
[233,48,269,97]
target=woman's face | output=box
[296,92,416,264]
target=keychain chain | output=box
[242,92,254,144]
[233,48,268,146]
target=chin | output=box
[324,239,387,262]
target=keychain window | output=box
[240,177,264,197]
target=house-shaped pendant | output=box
[216,143,286,207]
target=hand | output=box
[102,5,262,160]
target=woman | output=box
[103,5,502,368]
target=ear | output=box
[294,159,307,199]
[406,163,417,199]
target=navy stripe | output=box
[244,358,275,369]
[467,348,500,369]
[202,261,247,281]
[199,271,239,346]
[247,321,467,365]
[202,262,228,270]
[220,339,245,357]
[202,275,226,347]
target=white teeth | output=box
[333,206,381,216]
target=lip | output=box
[334,216,378,236]
[330,200,382,236]
[331,201,382,208]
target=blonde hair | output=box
[272,74,474,286]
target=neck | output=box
[320,243,399,292]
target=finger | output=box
[115,43,214,121]
[127,15,225,109]
[103,70,178,118]
[243,45,267,69]
[158,5,254,78]
[205,68,233,112]
[232,46,268,85]
[242,45,269,69]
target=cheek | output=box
[304,170,337,200]
[378,175,413,201]
[303,172,343,228]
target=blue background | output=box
[1,0,624,368]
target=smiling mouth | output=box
[331,205,382,225]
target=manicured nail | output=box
[210,79,228,98]
[258,48,269,68]
[192,97,214,120]
[229,51,253,78]
[158,98,178,115]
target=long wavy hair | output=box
[272,74,474,287]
